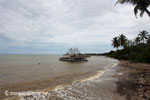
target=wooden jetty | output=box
[59,48,88,62]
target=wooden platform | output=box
[59,48,89,62]
[59,56,88,62]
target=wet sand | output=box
[115,61,150,100]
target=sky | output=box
[0,0,149,54]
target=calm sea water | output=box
[0,55,110,85]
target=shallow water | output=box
[0,55,125,100]
[0,55,111,85]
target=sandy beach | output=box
[115,61,150,100]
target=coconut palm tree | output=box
[146,35,150,44]
[138,30,149,43]
[116,0,150,17]
[112,37,120,49]
[135,36,141,44]
[119,34,128,48]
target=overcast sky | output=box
[0,0,149,54]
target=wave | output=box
[4,63,118,100]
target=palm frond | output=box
[115,0,124,6]
[140,10,145,17]
[134,5,139,18]
[115,0,150,17]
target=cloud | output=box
[0,0,149,54]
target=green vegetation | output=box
[105,30,150,63]
[115,0,150,17]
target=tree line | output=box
[105,30,150,63]
[112,30,150,49]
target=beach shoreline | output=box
[0,71,98,99]
[0,56,122,100]
[115,60,150,100]
[1,56,150,100]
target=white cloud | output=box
[0,0,149,53]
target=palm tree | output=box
[146,35,150,44]
[138,30,149,43]
[112,37,120,49]
[116,0,150,18]
[135,36,141,44]
[119,34,128,48]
